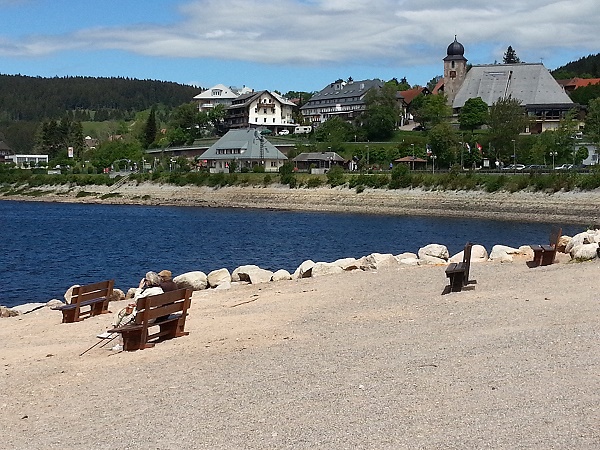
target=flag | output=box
[465,143,471,153]
[476,142,483,154]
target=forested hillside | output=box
[551,53,600,79]
[0,75,200,122]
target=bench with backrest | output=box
[108,288,192,351]
[445,242,473,292]
[56,280,114,323]
[529,227,562,267]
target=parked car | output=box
[412,125,426,131]
[278,130,290,135]
[554,164,573,170]
[502,164,526,171]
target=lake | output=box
[0,200,582,308]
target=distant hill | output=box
[0,74,200,122]
[551,53,600,79]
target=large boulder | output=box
[174,271,208,291]
[232,265,261,282]
[565,231,594,254]
[311,262,344,277]
[448,245,488,263]
[293,260,316,279]
[47,299,65,309]
[332,257,361,271]
[570,243,599,261]
[557,235,571,253]
[272,269,292,282]
[64,284,80,304]
[243,267,274,284]
[107,288,125,303]
[207,268,231,288]
[125,287,137,300]
[489,245,514,262]
[360,253,399,270]
[418,244,449,261]
[1,306,19,317]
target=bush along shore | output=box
[2,229,597,316]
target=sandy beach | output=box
[1,253,599,449]
[3,182,600,223]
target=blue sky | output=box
[0,0,598,94]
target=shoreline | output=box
[3,182,600,224]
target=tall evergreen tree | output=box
[503,46,521,64]
[143,107,158,148]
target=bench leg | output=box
[159,319,190,340]
[531,249,544,266]
[541,250,556,266]
[61,309,77,324]
[90,300,110,317]
[448,272,464,292]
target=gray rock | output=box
[360,253,399,270]
[272,269,292,281]
[11,303,45,314]
[174,271,208,291]
[293,260,316,279]
[570,243,599,261]
[311,262,344,277]
[47,299,65,309]
[418,244,449,261]
[207,268,232,288]
[244,268,274,284]
[1,306,20,317]
[64,284,80,304]
[107,288,125,302]
[232,265,261,282]
[332,257,361,271]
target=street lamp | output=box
[550,151,557,169]
[411,143,415,170]
[431,154,437,174]
[511,139,516,174]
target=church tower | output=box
[443,36,468,105]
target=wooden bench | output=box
[108,288,192,351]
[445,242,473,292]
[56,280,114,323]
[529,227,562,267]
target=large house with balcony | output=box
[300,78,385,126]
[193,84,253,112]
[225,90,296,134]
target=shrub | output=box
[252,165,265,173]
[326,165,346,187]
[263,174,272,186]
[306,177,324,188]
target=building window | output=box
[264,108,267,114]
[450,70,456,79]
[264,118,267,123]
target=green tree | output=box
[585,98,600,146]
[362,83,400,140]
[385,77,411,91]
[488,96,529,161]
[427,122,459,167]
[412,93,450,129]
[142,107,157,148]
[459,97,488,131]
[314,116,353,151]
[503,46,521,64]
[86,140,143,171]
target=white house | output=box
[193,84,253,112]
[226,90,297,133]
[6,154,49,167]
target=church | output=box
[435,37,576,133]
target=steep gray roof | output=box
[202,129,287,160]
[301,79,384,111]
[453,63,573,109]
[292,152,345,162]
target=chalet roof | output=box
[193,84,240,100]
[301,79,384,111]
[202,129,287,161]
[453,63,573,109]
[292,152,345,162]
[229,90,296,108]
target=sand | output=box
[2,255,600,449]
[3,182,600,223]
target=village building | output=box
[199,128,287,173]
[291,151,345,173]
[225,90,296,134]
[193,84,253,113]
[436,37,576,133]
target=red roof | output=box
[557,77,600,91]
[399,87,428,104]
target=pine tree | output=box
[503,46,521,64]
[143,107,157,148]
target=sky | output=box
[0,0,598,94]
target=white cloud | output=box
[0,0,598,69]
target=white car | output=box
[278,130,290,135]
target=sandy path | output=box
[1,258,599,449]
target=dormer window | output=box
[212,89,222,96]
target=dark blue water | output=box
[1,200,583,308]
